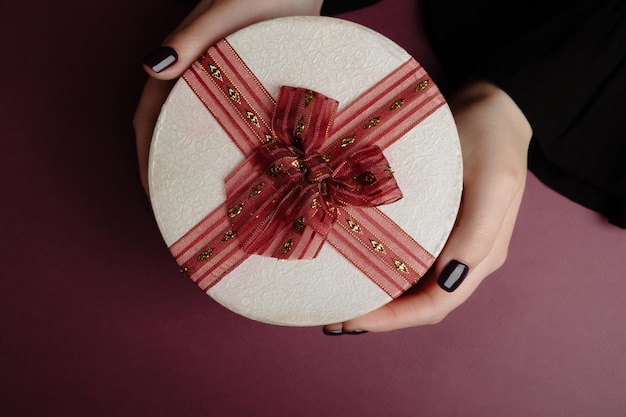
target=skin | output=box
[134,0,532,333]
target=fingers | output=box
[137,0,323,196]
[322,81,532,334]
[433,153,524,287]
[331,181,526,333]
[141,0,234,79]
[143,0,243,79]
[432,80,532,279]
[143,0,323,79]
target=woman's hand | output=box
[134,0,323,195]
[323,80,533,334]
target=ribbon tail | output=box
[259,185,333,260]
[322,58,446,162]
[325,206,435,298]
[183,40,277,156]
[169,202,253,291]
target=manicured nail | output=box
[143,46,178,73]
[343,330,368,335]
[437,260,469,292]
[323,327,344,336]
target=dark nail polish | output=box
[143,46,178,73]
[323,328,344,336]
[437,260,469,292]
[343,330,368,335]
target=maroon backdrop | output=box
[3,0,626,416]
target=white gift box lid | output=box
[149,16,462,326]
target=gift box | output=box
[149,16,462,326]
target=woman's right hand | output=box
[323,79,532,333]
[134,0,323,195]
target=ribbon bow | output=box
[223,86,402,260]
[170,39,445,297]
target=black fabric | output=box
[321,0,382,16]
[421,0,626,228]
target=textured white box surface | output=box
[149,16,462,326]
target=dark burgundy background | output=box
[3,0,626,415]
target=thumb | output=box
[434,171,525,294]
[142,0,253,79]
[142,0,323,79]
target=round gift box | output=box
[149,16,462,326]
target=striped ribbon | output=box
[169,39,445,298]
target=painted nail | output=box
[322,327,344,336]
[343,330,368,335]
[437,260,469,292]
[143,46,178,73]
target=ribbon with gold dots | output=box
[170,39,445,298]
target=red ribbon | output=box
[222,86,403,262]
[170,39,445,298]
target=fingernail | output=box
[143,46,178,73]
[322,327,344,336]
[343,330,368,335]
[437,260,469,292]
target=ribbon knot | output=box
[299,153,332,183]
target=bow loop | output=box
[330,146,402,207]
[272,87,338,153]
